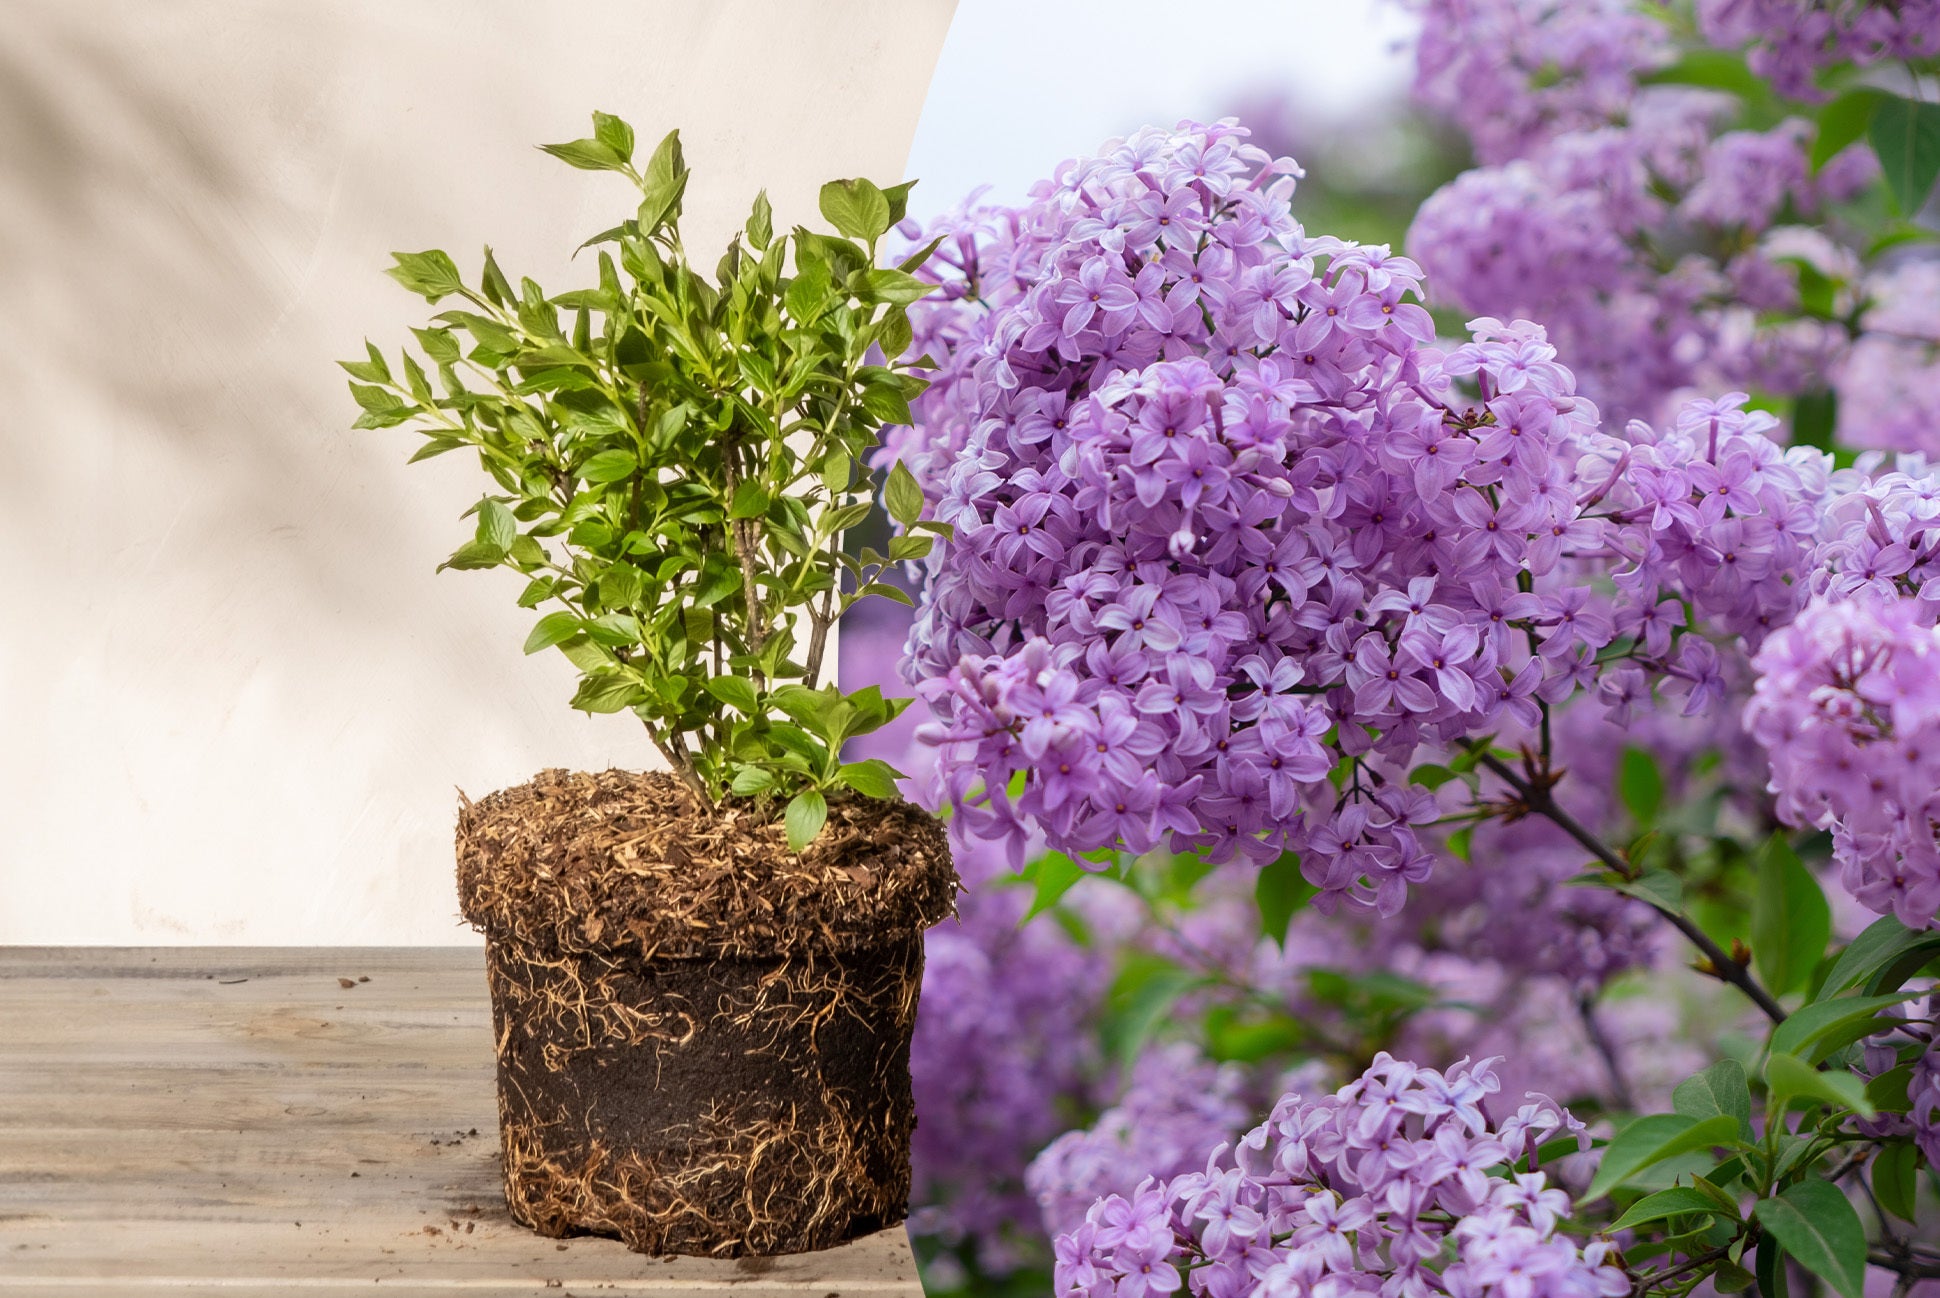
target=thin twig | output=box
[1473,749,1788,1024]
[1577,992,1637,1111]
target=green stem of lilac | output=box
[1471,749,1788,1025]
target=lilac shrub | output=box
[1050,1054,1625,1298]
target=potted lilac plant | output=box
[341,113,957,1257]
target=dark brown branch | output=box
[1473,748,1789,1025]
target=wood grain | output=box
[0,947,924,1296]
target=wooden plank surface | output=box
[0,948,924,1297]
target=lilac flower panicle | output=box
[1051,1054,1624,1298]
[1745,591,1940,930]
[896,120,1660,916]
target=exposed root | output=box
[455,770,955,1258]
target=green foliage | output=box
[1869,93,1940,215]
[1672,1059,1753,1140]
[1255,851,1317,948]
[1752,1180,1868,1298]
[1749,834,1830,999]
[342,113,940,835]
[1584,1113,1744,1202]
[1617,746,1663,824]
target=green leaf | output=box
[1613,869,1683,914]
[1618,746,1663,824]
[1819,916,1940,997]
[1792,389,1837,451]
[568,673,640,714]
[1713,1261,1756,1293]
[1752,1180,1867,1298]
[885,460,924,528]
[1755,1231,1788,1298]
[703,675,759,715]
[1642,50,1765,98]
[1102,955,1209,1070]
[728,478,770,520]
[729,767,775,797]
[538,137,628,172]
[859,382,913,425]
[746,190,774,250]
[1609,1186,1735,1234]
[580,449,638,483]
[1813,89,1886,172]
[1872,1141,1919,1223]
[1751,833,1830,998]
[1869,94,1940,216]
[1256,852,1317,949]
[385,249,464,301]
[1770,991,1924,1063]
[590,111,634,162]
[860,268,933,306]
[476,499,518,553]
[1865,1061,1916,1113]
[1673,1060,1753,1140]
[438,540,504,572]
[523,611,581,655]
[636,129,688,232]
[785,789,828,852]
[1584,1114,1743,1202]
[837,759,904,800]
[348,382,401,414]
[818,177,892,242]
[1765,1051,1874,1119]
[1022,851,1087,921]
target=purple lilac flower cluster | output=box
[899,121,1663,915]
[1583,393,1834,661]
[1745,592,1940,929]
[1409,0,1669,164]
[1696,0,1940,99]
[1051,1054,1623,1298]
[1407,99,1868,428]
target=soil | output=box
[456,769,955,961]
[454,769,957,1257]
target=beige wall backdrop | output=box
[0,0,956,945]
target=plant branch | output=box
[1473,748,1788,1024]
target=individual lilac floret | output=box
[1051,1053,1623,1298]
[1745,592,1940,929]
[898,120,1633,916]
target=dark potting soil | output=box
[454,769,957,1257]
[485,936,923,1256]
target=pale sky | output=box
[904,0,1420,220]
